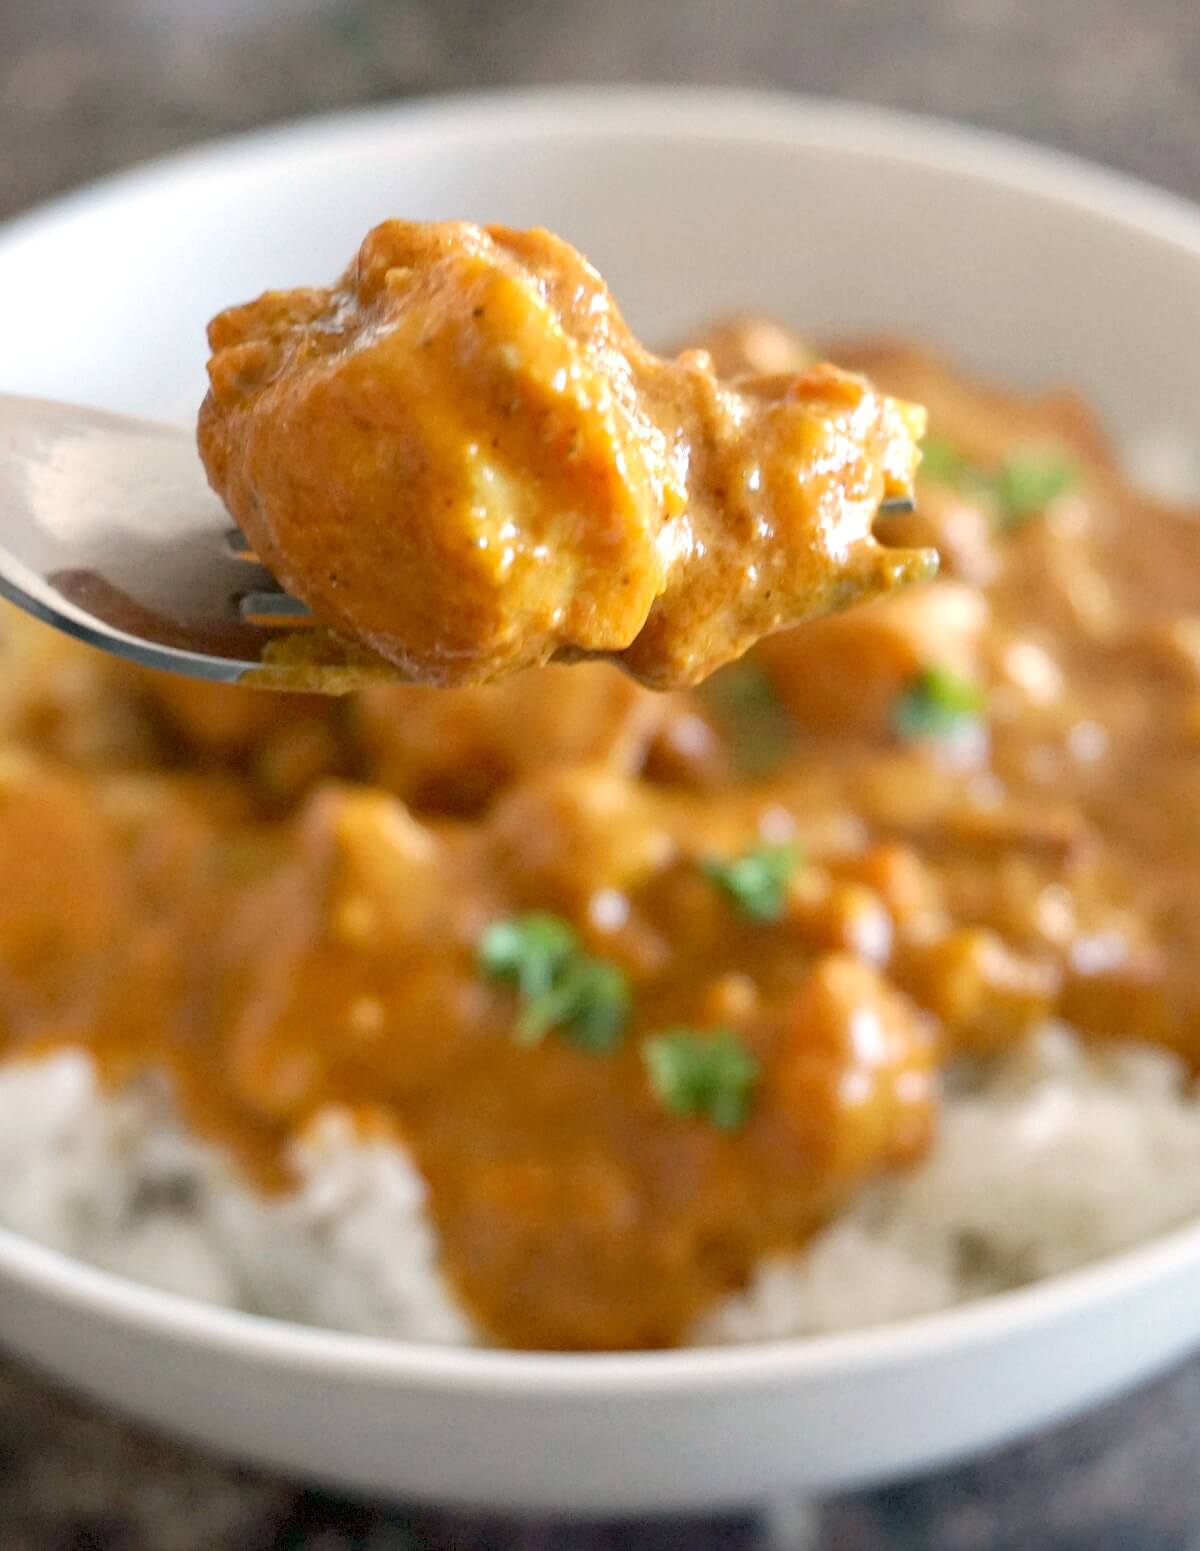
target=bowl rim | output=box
[6,82,1200,259]
[4,82,1200,1398]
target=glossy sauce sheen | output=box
[1,326,1198,1350]
[198,223,931,687]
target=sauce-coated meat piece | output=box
[199,222,932,688]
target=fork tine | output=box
[238,590,313,622]
[878,497,914,515]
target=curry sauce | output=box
[1,326,1198,1350]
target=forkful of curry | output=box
[0,219,933,692]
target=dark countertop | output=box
[3,2,1200,1546]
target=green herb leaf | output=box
[992,451,1078,528]
[891,665,987,742]
[480,913,630,1053]
[700,661,795,776]
[478,912,577,999]
[918,436,971,485]
[919,436,1077,530]
[643,1028,760,1130]
[700,843,800,923]
[516,956,630,1052]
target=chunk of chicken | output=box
[772,953,937,1176]
[199,221,932,690]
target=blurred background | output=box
[3,2,1200,1548]
[3,0,1200,223]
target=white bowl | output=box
[2,86,1200,1514]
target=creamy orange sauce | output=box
[0,325,1197,1350]
[198,223,931,688]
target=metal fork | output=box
[0,394,370,690]
[0,393,914,691]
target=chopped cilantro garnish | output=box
[701,843,800,923]
[700,661,795,776]
[478,912,577,999]
[710,661,779,713]
[991,451,1078,528]
[643,1028,760,1130]
[919,435,1077,529]
[891,665,987,742]
[515,955,630,1052]
[918,436,971,485]
[479,913,630,1053]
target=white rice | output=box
[697,1026,1200,1343]
[0,1054,473,1345]
[2,1025,1199,1349]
